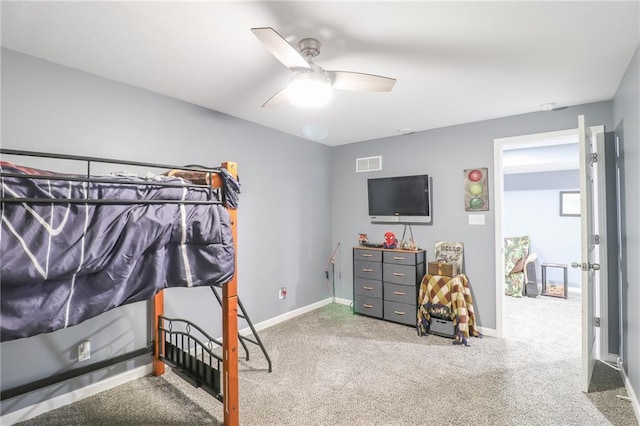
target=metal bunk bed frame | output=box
[0,148,245,425]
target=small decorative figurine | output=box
[383,232,398,249]
[358,233,369,246]
[400,239,417,251]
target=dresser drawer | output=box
[383,263,416,286]
[354,278,383,298]
[383,300,416,326]
[354,249,382,262]
[383,250,424,266]
[384,282,416,305]
[354,295,383,318]
[353,247,425,328]
[354,260,382,280]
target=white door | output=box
[576,115,604,393]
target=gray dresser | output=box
[353,247,426,326]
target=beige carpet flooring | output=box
[13,289,638,425]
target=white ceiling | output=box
[2,1,639,147]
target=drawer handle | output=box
[363,304,374,309]
[393,291,406,296]
[362,254,373,257]
[394,310,406,315]
[363,286,374,290]
[363,268,373,272]
[393,256,405,260]
[393,272,405,276]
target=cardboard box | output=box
[428,261,458,277]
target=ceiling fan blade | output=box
[251,27,312,71]
[326,71,396,92]
[261,86,292,108]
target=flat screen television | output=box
[367,174,431,224]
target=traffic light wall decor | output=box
[464,167,489,211]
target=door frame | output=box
[587,125,613,363]
[494,128,578,338]
[493,128,607,355]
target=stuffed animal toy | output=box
[383,232,398,249]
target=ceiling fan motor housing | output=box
[299,38,321,59]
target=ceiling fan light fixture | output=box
[288,72,332,108]
[252,27,396,108]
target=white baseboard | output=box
[187,298,340,359]
[0,364,153,426]
[331,298,496,337]
[602,352,620,364]
[333,297,352,306]
[238,297,334,336]
[477,326,497,337]
[619,359,640,423]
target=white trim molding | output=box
[476,327,498,338]
[239,298,334,336]
[619,359,640,423]
[333,297,352,306]
[494,128,579,339]
[1,365,153,425]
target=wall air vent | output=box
[356,156,382,173]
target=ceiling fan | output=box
[251,27,397,108]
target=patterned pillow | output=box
[504,236,530,274]
[510,256,525,274]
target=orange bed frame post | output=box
[152,162,239,424]
[152,290,165,376]
[220,162,239,426]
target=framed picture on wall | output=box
[560,191,580,216]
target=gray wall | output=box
[504,170,581,287]
[612,45,639,413]
[0,48,332,414]
[331,102,613,333]
[2,41,638,417]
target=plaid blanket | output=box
[417,274,481,345]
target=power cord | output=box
[325,242,341,301]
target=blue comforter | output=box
[0,162,235,342]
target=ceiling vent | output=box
[356,156,382,173]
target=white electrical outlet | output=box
[78,340,91,362]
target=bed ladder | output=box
[210,287,272,373]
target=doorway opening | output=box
[494,129,584,351]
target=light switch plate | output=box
[468,214,485,225]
